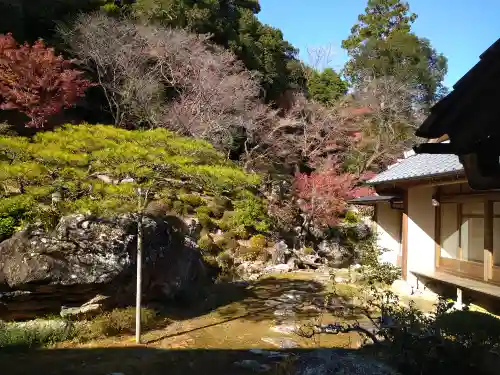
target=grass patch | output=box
[0,320,76,349]
[83,307,160,339]
[0,308,164,349]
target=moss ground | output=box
[0,272,374,375]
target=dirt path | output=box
[0,271,370,375]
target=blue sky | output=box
[257,0,500,88]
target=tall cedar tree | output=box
[0,34,93,128]
[341,0,447,107]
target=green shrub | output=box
[162,198,173,209]
[230,226,250,240]
[182,204,194,215]
[195,206,214,229]
[0,320,76,348]
[144,200,171,217]
[303,246,314,255]
[214,234,239,252]
[202,254,219,269]
[232,193,272,233]
[218,211,235,231]
[207,204,225,219]
[172,200,184,215]
[344,210,360,224]
[371,293,500,375]
[434,310,500,348]
[216,251,234,270]
[0,124,261,225]
[359,262,401,285]
[179,193,204,207]
[197,213,213,229]
[236,246,268,261]
[0,216,16,241]
[213,196,232,209]
[195,206,211,216]
[197,234,220,255]
[208,196,232,219]
[86,307,157,338]
[249,234,267,249]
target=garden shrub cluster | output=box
[0,124,263,233]
[0,319,76,348]
[235,245,270,262]
[0,307,162,348]
[84,307,159,339]
[373,294,500,375]
[249,234,267,249]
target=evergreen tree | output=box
[307,68,347,106]
[341,0,447,107]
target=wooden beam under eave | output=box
[401,190,409,281]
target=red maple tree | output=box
[293,163,375,229]
[0,33,93,128]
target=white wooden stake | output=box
[135,189,143,344]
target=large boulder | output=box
[0,213,206,320]
[271,241,289,265]
[317,240,353,268]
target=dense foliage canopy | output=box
[0,0,450,233]
[307,68,347,107]
[131,0,306,101]
[0,124,260,239]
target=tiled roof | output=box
[368,153,464,185]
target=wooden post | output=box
[401,190,409,281]
[434,206,441,269]
[457,203,463,267]
[456,287,463,310]
[434,188,441,270]
[485,201,493,281]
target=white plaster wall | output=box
[375,203,401,266]
[406,186,436,287]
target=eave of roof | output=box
[348,195,401,205]
[416,38,500,139]
[367,153,464,185]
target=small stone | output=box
[261,336,299,348]
[334,276,347,283]
[264,264,291,274]
[273,309,296,318]
[301,304,321,312]
[270,324,297,335]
